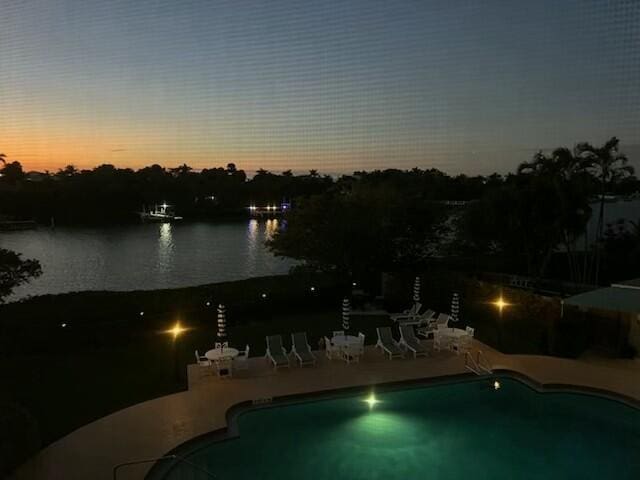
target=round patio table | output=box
[435,327,469,339]
[331,335,360,347]
[205,347,239,361]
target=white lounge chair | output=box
[265,335,290,369]
[399,325,428,358]
[291,332,316,367]
[390,302,422,323]
[234,344,250,371]
[375,327,404,360]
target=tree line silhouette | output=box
[1,137,639,295]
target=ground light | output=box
[166,321,187,340]
[363,393,380,409]
[492,296,511,313]
[164,321,189,382]
[494,380,501,390]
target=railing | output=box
[113,454,218,479]
[464,350,493,375]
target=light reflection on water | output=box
[0,220,296,301]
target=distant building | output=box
[561,278,640,356]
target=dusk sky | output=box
[1,0,639,175]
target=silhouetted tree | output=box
[0,161,25,184]
[0,249,42,302]
[576,137,634,283]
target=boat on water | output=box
[138,203,183,222]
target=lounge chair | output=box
[291,332,316,367]
[375,327,404,360]
[399,325,428,358]
[265,335,290,369]
[390,302,422,323]
[416,309,437,338]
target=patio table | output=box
[205,347,239,361]
[331,335,360,348]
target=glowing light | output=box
[261,293,267,299]
[310,286,316,292]
[60,323,67,328]
[166,321,187,339]
[352,282,357,287]
[492,296,511,312]
[139,311,144,316]
[494,380,501,390]
[363,393,380,409]
[206,301,211,307]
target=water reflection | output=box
[2,221,297,300]
[265,219,279,240]
[157,223,174,271]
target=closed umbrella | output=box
[217,304,227,349]
[450,293,460,323]
[412,276,421,304]
[342,298,350,332]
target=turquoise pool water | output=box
[160,378,639,479]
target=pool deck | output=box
[11,342,640,480]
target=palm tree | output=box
[0,153,6,165]
[575,137,634,283]
[517,147,591,281]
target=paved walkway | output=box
[12,342,640,480]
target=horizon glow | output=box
[1,0,639,174]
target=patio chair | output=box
[342,343,362,364]
[325,336,341,360]
[399,325,428,358]
[465,326,475,337]
[194,350,212,377]
[435,313,450,329]
[375,327,404,360]
[291,332,316,367]
[452,334,472,355]
[194,350,211,367]
[433,330,452,352]
[416,309,437,338]
[214,357,233,378]
[265,335,290,369]
[234,344,250,371]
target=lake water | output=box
[0,219,296,301]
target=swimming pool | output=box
[155,377,640,479]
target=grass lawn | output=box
[1,307,391,456]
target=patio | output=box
[11,341,640,480]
